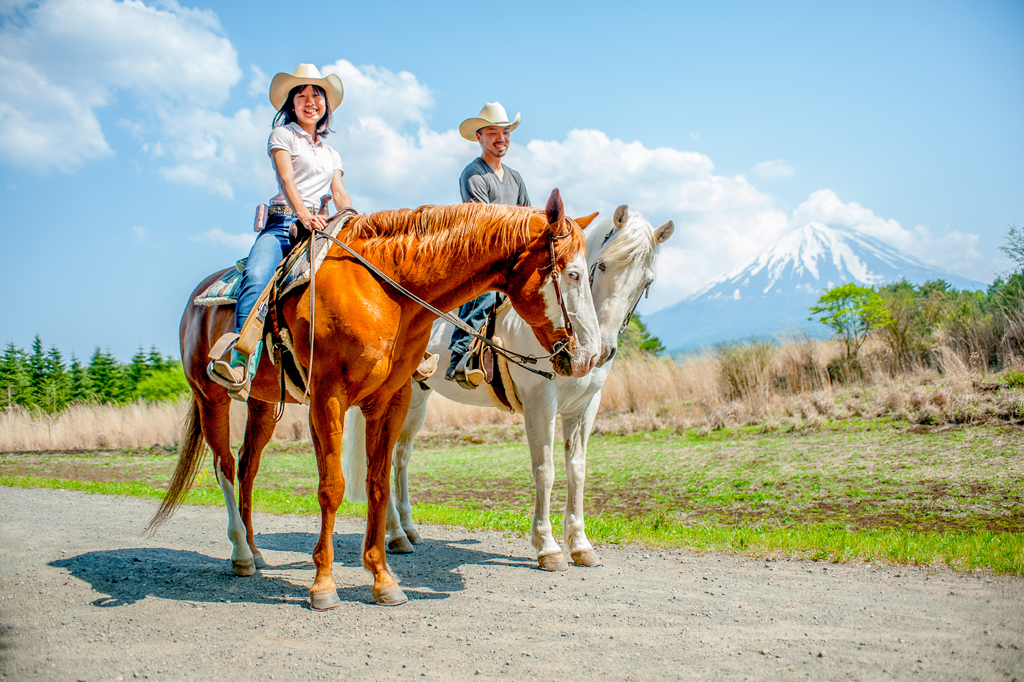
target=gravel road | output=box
[0,486,1021,681]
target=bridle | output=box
[306,213,582,380]
[587,225,651,335]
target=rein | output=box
[306,216,581,381]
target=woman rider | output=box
[208,64,350,394]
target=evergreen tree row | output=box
[0,338,189,413]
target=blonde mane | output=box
[584,209,660,270]
[342,202,586,267]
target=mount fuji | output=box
[645,222,985,352]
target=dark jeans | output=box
[234,214,298,334]
[447,291,499,370]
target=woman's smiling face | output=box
[292,85,325,132]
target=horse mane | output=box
[584,209,660,270]
[342,203,586,266]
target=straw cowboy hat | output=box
[459,102,521,141]
[269,64,344,111]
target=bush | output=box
[136,364,190,402]
[715,338,776,401]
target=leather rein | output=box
[300,209,581,382]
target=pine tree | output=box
[147,346,168,372]
[68,354,90,404]
[618,313,666,357]
[0,342,29,409]
[87,347,126,404]
[23,336,47,409]
[40,345,69,413]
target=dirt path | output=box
[0,486,1021,681]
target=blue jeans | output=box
[234,214,298,334]
[447,291,499,370]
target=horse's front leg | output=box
[193,395,257,576]
[363,385,412,605]
[236,398,278,571]
[523,396,567,571]
[387,384,430,553]
[307,393,348,610]
[562,395,602,567]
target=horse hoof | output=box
[387,536,415,554]
[252,551,267,569]
[309,589,342,610]
[405,528,423,545]
[571,549,602,567]
[537,550,569,572]
[373,585,408,606]
[232,559,256,577]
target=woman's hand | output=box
[299,211,328,232]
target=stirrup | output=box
[413,352,439,381]
[207,360,250,401]
[445,352,483,390]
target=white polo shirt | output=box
[267,122,344,210]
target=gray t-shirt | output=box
[459,157,531,206]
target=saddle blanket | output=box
[192,213,354,307]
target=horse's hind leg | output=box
[237,399,277,570]
[387,385,430,553]
[197,396,257,576]
[562,397,601,567]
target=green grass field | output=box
[2,419,1022,574]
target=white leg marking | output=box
[215,466,255,572]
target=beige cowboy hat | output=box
[459,102,521,141]
[269,64,344,111]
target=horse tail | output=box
[341,406,369,503]
[146,394,207,533]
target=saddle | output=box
[458,299,523,414]
[192,215,351,308]
[200,212,357,404]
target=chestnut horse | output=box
[342,205,673,570]
[149,190,602,608]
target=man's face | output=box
[476,125,511,158]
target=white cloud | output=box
[0,0,240,171]
[750,159,795,179]
[247,65,269,98]
[189,228,256,250]
[0,4,993,299]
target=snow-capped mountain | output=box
[645,222,985,352]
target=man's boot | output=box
[444,351,484,390]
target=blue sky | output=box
[1,0,1022,360]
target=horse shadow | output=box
[255,531,530,600]
[49,531,526,608]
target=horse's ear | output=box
[545,188,564,226]
[574,212,600,229]
[655,220,675,244]
[613,205,629,229]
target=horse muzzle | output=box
[551,338,600,378]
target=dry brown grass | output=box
[2,334,1022,452]
[595,335,1024,432]
[0,392,517,452]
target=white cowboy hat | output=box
[459,102,521,141]
[269,64,344,111]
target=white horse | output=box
[342,205,673,570]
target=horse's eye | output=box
[567,271,580,281]
[597,262,606,272]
